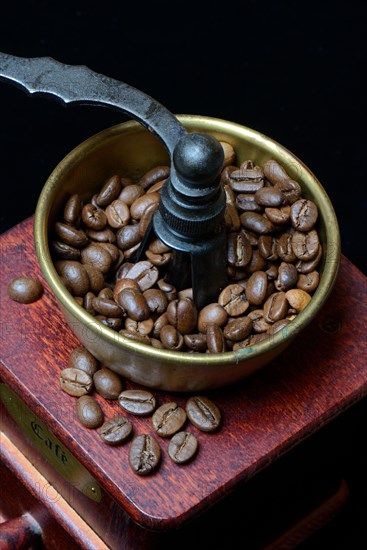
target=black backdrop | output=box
[0,1,366,274]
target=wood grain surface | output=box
[1,216,366,532]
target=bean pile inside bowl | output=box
[51,141,322,353]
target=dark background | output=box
[0,1,366,275]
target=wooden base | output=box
[1,217,366,548]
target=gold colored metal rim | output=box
[34,115,341,367]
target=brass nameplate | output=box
[0,383,101,503]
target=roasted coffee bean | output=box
[124,260,159,291]
[224,203,242,230]
[263,292,288,323]
[186,396,221,432]
[81,244,112,274]
[223,316,253,342]
[143,288,168,315]
[291,230,319,261]
[285,289,312,312]
[227,231,252,267]
[236,194,262,213]
[206,324,226,352]
[245,249,267,273]
[98,242,120,265]
[130,192,160,220]
[119,329,151,344]
[248,309,273,333]
[93,297,123,318]
[229,162,264,193]
[296,245,322,273]
[147,179,166,193]
[51,240,81,261]
[116,224,141,250]
[86,228,117,244]
[83,264,105,294]
[168,431,198,464]
[98,287,114,300]
[258,236,278,261]
[198,303,228,333]
[82,203,107,230]
[267,318,291,335]
[152,402,187,437]
[129,434,161,475]
[60,367,93,397]
[166,298,198,334]
[266,264,279,281]
[55,222,88,248]
[148,238,171,255]
[55,261,90,296]
[145,249,172,267]
[76,395,103,428]
[277,232,297,262]
[139,165,170,190]
[75,296,84,306]
[255,187,285,207]
[264,160,302,204]
[291,199,318,231]
[218,284,249,316]
[63,194,82,226]
[83,292,96,315]
[93,367,123,399]
[223,182,237,206]
[99,414,133,445]
[113,278,140,302]
[101,317,122,330]
[220,141,236,167]
[297,271,320,292]
[105,200,130,229]
[7,276,43,304]
[240,212,275,234]
[151,338,164,348]
[118,183,145,206]
[118,389,156,416]
[275,262,298,292]
[96,175,122,207]
[125,317,154,336]
[69,347,99,376]
[233,332,268,350]
[264,206,291,225]
[246,271,268,305]
[183,332,208,351]
[221,165,237,185]
[117,288,150,321]
[160,325,184,350]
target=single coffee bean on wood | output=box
[118,389,156,416]
[98,414,133,445]
[151,402,187,437]
[7,276,43,304]
[129,434,161,475]
[76,395,103,428]
[186,396,221,432]
[93,367,123,399]
[59,367,93,397]
[168,431,198,464]
[68,347,99,376]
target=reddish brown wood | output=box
[0,216,367,535]
[0,514,41,550]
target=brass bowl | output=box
[34,115,340,391]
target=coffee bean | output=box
[83,291,96,315]
[297,271,320,292]
[240,212,275,234]
[87,228,117,244]
[60,367,93,397]
[63,194,82,226]
[138,166,170,190]
[160,325,184,350]
[218,284,249,316]
[183,332,208,351]
[124,260,159,291]
[255,187,285,207]
[265,206,291,225]
[291,230,320,261]
[82,203,107,230]
[258,235,278,261]
[143,288,169,315]
[275,262,298,292]
[76,395,103,428]
[81,244,112,274]
[51,240,81,261]
[248,309,273,333]
[96,175,122,207]
[277,233,297,262]
[285,289,312,312]
[223,316,253,342]
[105,200,130,229]
[225,203,242,231]
[267,318,291,335]
[129,434,161,475]
[130,192,160,220]
[125,317,154,336]
[168,432,198,464]
[227,231,252,267]
[236,194,263,213]
[186,396,221,432]
[296,245,322,273]
[92,296,123,317]
[198,303,228,333]
[117,288,150,321]
[98,287,114,300]
[291,199,318,231]
[246,271,268,305]
[145,249,172,266]
[69,347,99,376]
[152,402,187,437]
[148,238,171,255]
[101,317,122,330]
[55,261,90,296]
[55,222,88,248]
[83,264,105,294]
[118,389,156,416]
[93,367,123,399]
[206,324,226,352]
[7,276,43,304]
[119,329,152,344]
[118,183,145,206]
[263,292,288,323]
[245,249,267,273]
[220,142,236,168]
[166,298,198,334]
[99,414,133,445]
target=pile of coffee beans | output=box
[60,347,221,474]
[51,142,322,352]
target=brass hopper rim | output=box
[34,115,341,370]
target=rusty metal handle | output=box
[0,52,186,156]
